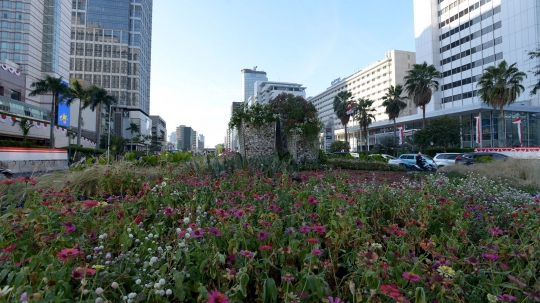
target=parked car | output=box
[369,154,405,166]
[433,153,460,167]
[398,154,437,169]
[454,152,508,165]
[0,166,12,179]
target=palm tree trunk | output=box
[501,107,506,147]
[393,118,397,156]
[49,95,56,149]
[76,101,83,146]
[422,107,426,128]
[344,124,349,151]
[364,126,368,155]
[96,103,102,148]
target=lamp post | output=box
[106,104,117,165]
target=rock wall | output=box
[287,132,318,162]
[238,122,276,158]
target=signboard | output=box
[57,80,70,127]
[331,77,342,86]
[325,121,334,151]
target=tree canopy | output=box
[413,115,461,151]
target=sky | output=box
[149,1,415,148]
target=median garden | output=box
[0,155,539,302]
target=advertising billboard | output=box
[57,80,70,127]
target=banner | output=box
[512,117,522,147]
[346,105,356,115]
[474,115,481,144]
[57,80,70,127]
[397,125,404,145]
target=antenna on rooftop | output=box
[253,66,257,71]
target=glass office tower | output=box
[70,0,152,142]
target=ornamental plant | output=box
[0,165,539,302]
[228,102,279,134]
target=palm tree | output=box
[354,98,376,154]
[29,75,71,148]
[477,60,527,147]
[12,118,35,142]
[382,85,408,148]
[527,47,540,95]
[89,87,117,149]
[125,122,140,151]
[68,79,99,146]
[333,91,354,150]
[403,62,441,127]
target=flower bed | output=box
[0,169,539,302]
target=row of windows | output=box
[70,73,140,91]
[70,58,139,75]
[439,0,491,29]
[1,21,25,30]
[0,1,27,10]
[1,11,26,20]
[442,74,480,90]
[71,43,141,60]
[441,52,503,90]
[0,52,24,62]
[439,6,500,41]
[441,36,502,66]
[0,41,24,51]
[442,90,477,103]
[439,0,467,16]
[440,20,501,53]
[0,31,25,41]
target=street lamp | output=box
[106,104,118,165]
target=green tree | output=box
[382,85,408,148]
[403,62,441,127]
[332,91,354,150]
[125,122,140,151]
[89,87,117,149]
[109,135,126,158]
[215,143,224,154]
[413,115,461,151]
[11,118,35,142]
[68,79,99,146]
[477,60,527,146]
[328,140,349,153]
[527,47,540,95]
[29,75,71,149]
[354,98,376,154]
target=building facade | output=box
[241,67,267,102]
[368,0,540,148]
[250,81,306,105]
[176,125,198,153]
[150,114,166,150]
[225,101,242,151]
[308,50,416,151]
[70,0,153,143]
[198,133,204,153]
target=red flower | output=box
[402,272,420,282]
[2,245,17,252]
[81,200,99,208]
[57,248,84,262]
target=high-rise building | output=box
[198,133,204,153]
[225,101,242,150]
[369,0,540,148]
[176,125,198,152]
[250,81,306,105]
[70,0,153,143]
[168,131,176,146]
[0,0,71,106]
[241,67,267,102]
[150,115,166,150]
[308,50,416,151]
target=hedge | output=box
[327,158,407,171]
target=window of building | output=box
[11,90,21,101]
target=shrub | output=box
[475,155,494,163]
[328,141,349,152]
[328,158,406,171]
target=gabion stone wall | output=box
[287,132,318,162]
[238,122,276,158]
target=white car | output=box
[370,154,406,167]
[433,153,460,167]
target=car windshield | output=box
[385,155,396,159]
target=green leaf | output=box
[237,272,249,298]
[415,287,426,303]
[263,278,278,303]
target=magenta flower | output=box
[311,248,323,256]
[496,294,517,302]
[61,222,76,234]
[191,229,205,238]
[312,225,326,235]
[402,272,420,282]
[285,227,295,234]
[328,296,345,303]
[239,250,254,258]
[257,230,269,241]
[488,226,504,236]
[281,274,294,281]
[307,196,320,204]
[206,289,229,303]
[482,253,499,262]
[259,245,272,251]
[163,206,174,216]
[299,226,311,233]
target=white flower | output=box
[83,289,89,295]
[111,282,119,289]
[95,298,103,303]
[187,228,192,232]
[176,228,181,233]
[128,292,137,299]
[179,242,186,248]
[371,243,382,249]
[184,233,191,239]
[166,289,172,295]
[95,287,104,295]
[183,217,190,224]
[127,228,132,232]
[159,289,165,296]
[129,234,133,238]
[154,283,161,289]
[148,233,153,238]
[135,279,141,285]
[159,278,166,285]
[150,257,158,263]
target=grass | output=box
[439,159,540,194]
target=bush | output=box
[0,140,42,148]
[328,141,349,152]
[327,158,407,171]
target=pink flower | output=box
[259,245,272,251]
[312,225,326,235]
[306,238,319,244]
[308,196,320,204]
[402,272,420,282]
[206,289,229,303]
[57,248,84,262]
[81,200,99,208]
[281,274,294,281]
[257,230,269,241]
[191,229,205,238]
[0,179,16,185]
[311,248,323,256]
[299,226,311,233]
[71,267,96,279]
[482,253,499,262]
[328,296,345,303]
[163,206,174,216]
[496,294,517,302]
[488,226,504,236]
[61,222,76,234]
[239,250,254,258]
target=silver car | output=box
[433,153,460,167]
